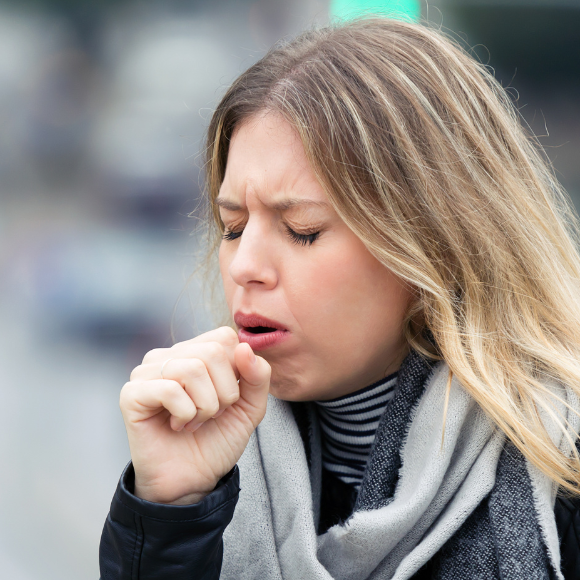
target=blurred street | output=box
[0,0,578,578]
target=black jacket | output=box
[99,463,239,580]
[100,461,580,579]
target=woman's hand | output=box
[119,326,271,505]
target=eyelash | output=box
[222,226,320,246]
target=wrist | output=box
[133,473,216,505]
[166,491,209,505]
[134,481,214,505]
[113,463,241,523]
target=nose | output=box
[226,219,278,290]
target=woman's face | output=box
[218,113,412,401]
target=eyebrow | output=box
[214,197,330,211]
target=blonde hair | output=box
[201,17,580,493]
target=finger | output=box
[167,341,241,387]
[160,358,221,428]
[141,347,171,366]
[234,342,271,427]
[137,327,240,379]
[179,327,240,378]
[120,379,197,431]
[193,343,240,410]
[131,345,240,410]
[139,327,237,366]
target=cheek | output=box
[290,242,409,344]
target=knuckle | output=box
[142,348,165,365]
[224,391,240,405]
[188,358,207,376]
[129,365,142,382]
[196,404,218,421]
[216,326,238,345]
[205,341,226,360]
[161,381,179,401]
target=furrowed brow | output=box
[271,199,330,211]
[214,197,329,211]
[214,198,242,211]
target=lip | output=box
[234,312,290,351]
[234,312,287,330]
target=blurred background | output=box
[0,0,578,577]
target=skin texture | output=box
[218,112,412,401]
[119,111,412,504]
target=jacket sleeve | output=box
[99,462,240,580]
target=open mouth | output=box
[237,317,290,350]
[244,326,278,334]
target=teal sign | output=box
[330,0,421,22]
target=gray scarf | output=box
[221,351,578,579]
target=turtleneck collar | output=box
[315,371,399,490]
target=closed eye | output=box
[221,226,320,246]
[285,226,320,246]
[222,229,243,242]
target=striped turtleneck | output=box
[315,372,398,490]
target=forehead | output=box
[219,113,328,206]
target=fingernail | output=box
[212,409,225,418]
[191,423,202,432]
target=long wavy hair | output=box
[199,16,580,493]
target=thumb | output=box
[234,342,271,426]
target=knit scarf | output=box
[221,351,579,580]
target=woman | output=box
[100,17,580,579]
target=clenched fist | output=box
[119,326,271,505]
